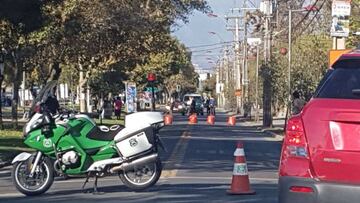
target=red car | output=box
[279,50,360,203]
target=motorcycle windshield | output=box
[29,81,58,116]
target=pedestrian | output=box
[209,96,216,115]
[93,97,98,110]
[292,91,306,115]
[205,98,210,115]
[170,99,175,115]
[114,96,122,120]
[101,99,107,120]
[45,88,60,114]
[190,97,196,115]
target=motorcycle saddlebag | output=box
[115,126,155,158]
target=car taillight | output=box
[285,116,308,158]
[279,115,313,178]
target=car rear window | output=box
[316,67,360,99]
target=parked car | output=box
[181,94,204,116]
[279,50,360,203]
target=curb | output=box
[263,129,284,141]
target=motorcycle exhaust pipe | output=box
[54,160,62,174]
[110,153,158,173]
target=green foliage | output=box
[348,0,360,47]
[0,0,209,112]
[224,81,237,110]
[291,35,331,100]
[267,35,331,114]
[203,74,216,96]
[88,70,125,97]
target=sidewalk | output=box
[245,120,284,140]
[217,108,285,140]
[237,116,285,141]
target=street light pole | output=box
[235,17,241,113]
[287,7,318,117]
[288,9,292,105]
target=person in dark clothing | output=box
[45,95,60,114]
[292,91,306,115]
[205,98,210,115]
[114,97,122,120]
[190,97,196,115]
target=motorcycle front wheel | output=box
[119,159,162,191]
[12,157,54,196]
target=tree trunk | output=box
[79,63,86,113]
[11,51,21,129]
[48,62,62,81]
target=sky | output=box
[173,0,258,72]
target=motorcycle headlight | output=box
[178,105,183,109]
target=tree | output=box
[348,0,360,47]
[0,0,209,120]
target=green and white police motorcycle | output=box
[11,81,166,196]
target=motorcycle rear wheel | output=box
[119,159,162,191]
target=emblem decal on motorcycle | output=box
[129,138,138,147]
[43,139,52,148]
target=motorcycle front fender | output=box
[12,152,32,164]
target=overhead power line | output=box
[189,46,226,53]
[294,0,326,40]
[187,41,234,49]
[292,0,320,32]
[294,1,326,40]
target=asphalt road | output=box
[0,112,282,203]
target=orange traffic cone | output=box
[189,114,198,124]
[164,114,173,125]
[227,141,255,195]
[207,115,215,125]
[228,116,236,126]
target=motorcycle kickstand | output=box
[93,174,102,195]
[82,172,91,192]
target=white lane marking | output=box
[0,192,23,197]
[0,171,10,175]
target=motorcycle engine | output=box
[61,151,79,166]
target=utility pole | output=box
[226,8,243,114]
[262,0,273,127]
[241,0,250,113]
[235,16,241,113]
[226,0,259,115]
[243,14,248,106]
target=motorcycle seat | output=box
[87,125,123,141]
